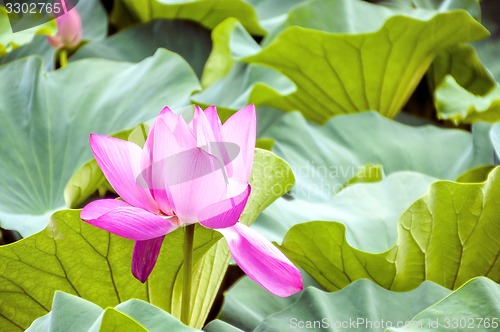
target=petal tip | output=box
[132,270,148,283]
[160,106,173,115]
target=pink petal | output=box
[90,134,158,213]
[80,198,129,219]
[204,106,223,141]
[56,8,82,48]
[199,184,251,229]
[172,114,196,148]
[140,117,179,215]
[46,35,63,48]
[167,148,227,223]
[222,105,256,181]
[203,106,236,175]
[132,236,165,282]
[192,106,216,148]
[218,223,303,297]
[81,200,175,241]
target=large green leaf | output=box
[110,0,266,35]
[244,0,305,32]
[243,0,489,122]
[388,277,500,331]
[28,292,199,332]
[204,273,321,332]
[110,0,306,36]
[0,148,294,330]
[0,35,56,70]
[252,111,494,243]
[436,75,500,123]
[192,0,489,122]
[258,171,436,253]
[490,122,500,158]
[429,44,496,96]
[206,277,451,332]
[0,50,200,237]
[379,0,480,16]
[115,299,199,332]
[26,291,102,331]
[472,0,500,82]
[207,276,499,332]
[456,165,496,183]
[0,0,107,69]
[72,19,212,78]
[192,18,294,114]
[279,167,500,292]
[90,308,146,332]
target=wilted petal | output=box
[132,236,165,282]
[222,105,256,181]
[199,184,251,229]
[81,201,174,241]
[90,134,157,213]
[167,148,227,223]
[218,223,303,297]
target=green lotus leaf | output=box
[72,19,212,78]
[244,0,489,122]
[114,299,200,332]
[205,273,322,332]
[245,0,306,32]
[279,167,500,292]
[341,163,384,189]
[379,0,480,17]
[436,75,500,123]
[429,44,496,96]
[0,50,200,237]
[110,0,307,36]
[28,291,199,332]
[26,291,102,331]
[490,122,500,158]
[192,0,489,122]
[90,308,147,332]
[192,18,295,117]
[208,275,499,332]
[456,165,496,183]
[193,18,294,114]
[253,111,494,244]
[110,0,266,35]
[206,277,450,332]
[388,277,500,331]
[472,0,500,82]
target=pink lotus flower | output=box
[47,4,82,49]
[81,105,303,297]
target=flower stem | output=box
[59,49,68,68]
[181,224,195,325]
